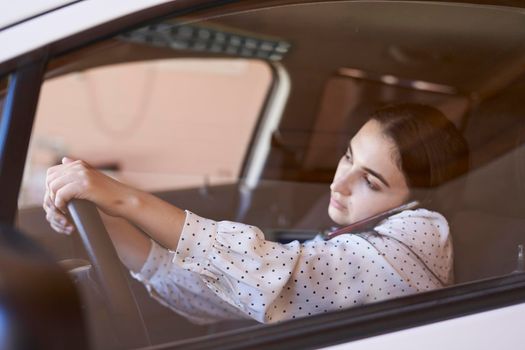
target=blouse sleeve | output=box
[130,239,248,324]
[174,211,415,323]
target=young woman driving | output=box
[43,103,469,324]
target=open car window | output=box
[14,1,525,349]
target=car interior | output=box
[12,1,525,348]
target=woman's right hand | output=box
[43,157,135,234]
[43,192,75,234]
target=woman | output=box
[43,103,469,324]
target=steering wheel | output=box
[67,199,150,348]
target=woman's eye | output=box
[344,152,353,163]
[364,176,379,191]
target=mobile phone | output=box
[323,200,420,239]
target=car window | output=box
[19,58,271,208]
[17,48,274,347]
[14,1,525,348]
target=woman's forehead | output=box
[351,120,407,187]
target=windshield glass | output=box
[16,1,525,348]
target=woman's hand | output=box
[44,157,186,251]
[43,157,134,234]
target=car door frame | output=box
[1,1,525,349]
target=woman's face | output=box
[328,120,410,226]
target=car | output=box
[1,0,525,349]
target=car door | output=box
[2,1,525,349]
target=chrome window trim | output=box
[241,61,291,190]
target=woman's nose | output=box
[331,171,355,195]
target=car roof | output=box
[0,0,170,68]
[0,0,77,30]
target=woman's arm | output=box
[43,157,186,259]
[99,213,152,272]
[105,187,186,251]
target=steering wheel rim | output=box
[67,199,150,348]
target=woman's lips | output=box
[330,197,347,211]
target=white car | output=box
[1,1,525,349]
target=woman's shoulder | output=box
[389,208,447,224]
[370,208,453,287]
[374,208,450,244]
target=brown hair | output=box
[371,103,470,194]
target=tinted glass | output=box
[16,1,525,348]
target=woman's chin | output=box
[328,207,351,226]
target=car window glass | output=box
[19,58,271,208]
[14,1,525,348]
[16,57,272,347]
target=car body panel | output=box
[0,0,170,67]
[322,302,525,350]
[0,0,78,29]
[2,0,525,349]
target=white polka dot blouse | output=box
[131,208,452,324]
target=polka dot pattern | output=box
[131,209,452,324]
[373,208,453,287]
[131,241,246,325]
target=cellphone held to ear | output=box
[324,200,420,239]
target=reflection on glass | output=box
[14,0,525,347]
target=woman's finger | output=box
[50,220,74,235]
[45,161,82,193]
[47,161,93,202]
[48,210,74,231]
[45,163,66,186]
[45,211,53,223]
[62,157,76,165]
[43,190,56,211]
[45,201,72,227]
[50,211,69,227]
[54,182,85,213]
[46,166,65,203]
[48,172,85,199]
[44,192,61,217]
[50,221,63,233]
